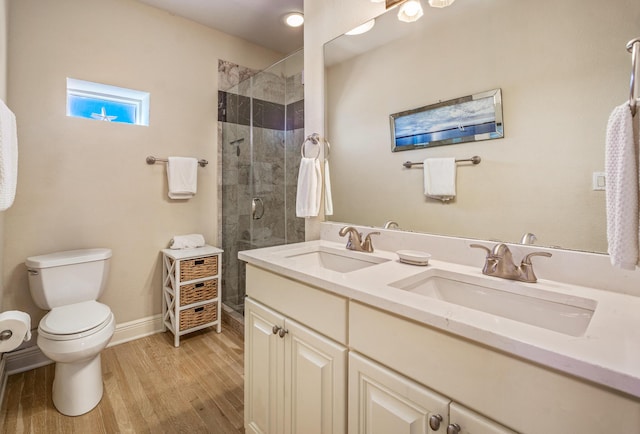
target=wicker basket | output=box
[180,256,218,281]
[179,302,218,331]
[180,279,218,307]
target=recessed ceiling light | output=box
[346,19,376,36]
[285,12,304,28]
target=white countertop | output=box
[239,239,640,398]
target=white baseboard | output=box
[0,314,164,406]
[108,314,164,347]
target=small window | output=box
[66,78,149,126]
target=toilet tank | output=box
[25,248,112,310]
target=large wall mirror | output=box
[324,0,639,253]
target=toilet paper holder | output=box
[0,330,13,341]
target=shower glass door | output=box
[219,50,305,315]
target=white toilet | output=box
[25,248,115,417]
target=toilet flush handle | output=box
[27,269,39,276]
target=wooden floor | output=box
[0,327,244,433]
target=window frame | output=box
[66,78,150,126]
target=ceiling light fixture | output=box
[345,19,376,36]
[428,0,456,7]
[284,12,304,28]
[397,0,424,22]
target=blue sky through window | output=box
[68,94,137,124]
[66,78,150,126]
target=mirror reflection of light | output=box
[346,19,376,36]
[284,12,304,27]
[398,0,424,22]
[428,0,456,7]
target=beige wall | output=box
[0,0,7,310]
[4,0,281,328]
[303,0,384,240]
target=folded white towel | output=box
[296,157,322,218]
[169,234,206,250]
[0,100,18,211]
[324,158,333,216]
[167,157,198,199]
[423,157,456,202]
[605,103,639,269]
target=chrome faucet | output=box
[520,232,537,245]
[383,220,399,229]
[470,243,551,283]
[339,226,380,253]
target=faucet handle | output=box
[520,251,552,282]
[470,244,491,255]
[522,251,552,264]
[362,231,380,253]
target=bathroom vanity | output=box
[240,225,640,434]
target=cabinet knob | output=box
[278,328,289,338]
[447,423,461,434]
[429,414,443,430]
[272,325,281,335]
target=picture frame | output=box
[390,88,504,152]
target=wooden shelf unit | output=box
[161,245,223,347]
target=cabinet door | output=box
[449,403,517,434]
[245,299,286,434]
[284,318,347,434]
[349,353,450,434]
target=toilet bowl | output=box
[26,248,114,417]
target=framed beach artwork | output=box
[390,88,504,152]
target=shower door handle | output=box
[252,198,264,220]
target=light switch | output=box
[592,172,606,191]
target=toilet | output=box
[25,248,115,417]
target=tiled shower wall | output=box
[218,58,305,312]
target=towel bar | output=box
[627,37,640,116]
[146,156,208,167]
[402,156,481,168]
[300,133,330,159]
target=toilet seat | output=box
[39,301,113,341]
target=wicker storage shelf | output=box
[180,256,218,281]
[162,246,223,346]
[179,302,218,331]
[180,278,218,306]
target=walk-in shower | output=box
[218,50,305,317]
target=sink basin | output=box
[282,246,389,273]
[390,269,597,336]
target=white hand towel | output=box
[324,158,334,216]
[605,103,639,269]
[296,157,322,218]
[0,100,18,211]
[167,157,198,200]
[423,157,456,202]
[169,234,206,249]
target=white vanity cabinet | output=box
[349,352,515,434]
[244,266,348,434]
[349,301,640,434]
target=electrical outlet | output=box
[592,172,606,191]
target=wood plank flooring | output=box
[0,327,244,433]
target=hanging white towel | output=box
[324,158,334,216]
[605,103,639,269]
[167,157,198,200]
[296,157,322,218]
[0,100,18,211]
[423,157,456,202]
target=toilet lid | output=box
[40,301,111,335]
